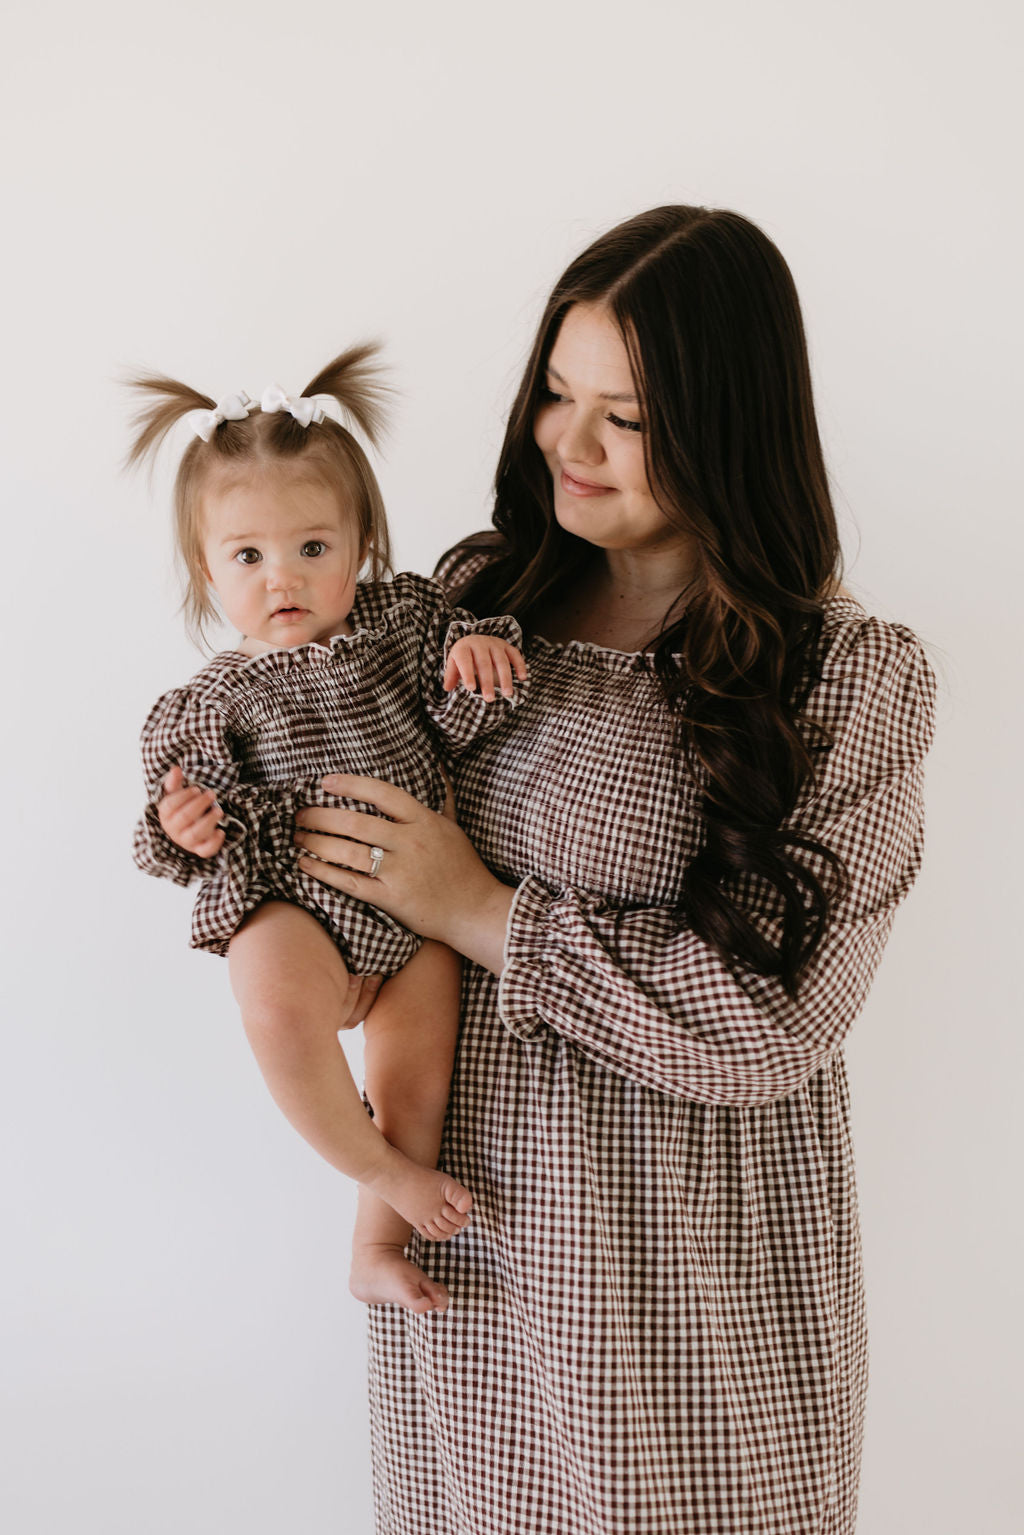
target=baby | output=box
[131,345,526,1314]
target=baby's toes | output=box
[421,1279,450,1311]
[408,1291,443,1315]
[441,1201,472,1231]
[444,1180,474,1215]
[424,1204,473,1240]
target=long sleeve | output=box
[497,621,936,1108]
[132,682,311,953]
[411,574,528,753]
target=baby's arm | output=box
[443,633,528,703]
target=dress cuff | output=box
[133,803,213,886]
[427,614,528,749]
[442,611,525,661]
[497,875,561,1041]
[133,799,250,887]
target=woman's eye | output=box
[539,385,568,404]
[608,412,643,434]
[301,540,326,558]
[235,548,261,565]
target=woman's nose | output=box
[557,409,603,466]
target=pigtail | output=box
[126,345,396,653]
[302,342,392,450]
[124,374,216,470]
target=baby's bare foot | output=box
[350,1243,450,1314]
[370,1158,473,1242]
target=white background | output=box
[2,2,1021,1531]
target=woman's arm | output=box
[296,629,936,1108]
[295,777,514,974]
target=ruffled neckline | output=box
[212,575,431,678]
[526,631,658,675]
[527,594,864,674]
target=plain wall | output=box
[3,2,1021,1530]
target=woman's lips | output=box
[560,468,612,497]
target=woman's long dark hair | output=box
[455,206,847,995]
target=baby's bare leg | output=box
[228,904,470,1238]
[350,939,469,1315]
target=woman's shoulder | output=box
[347,571,454,634]
[431,532,505,601]
[818,591,932,679]
[811,591,937,759]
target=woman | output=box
[292,206,936,1534]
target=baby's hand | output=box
[443,635,528,702]
[157,765,226,858]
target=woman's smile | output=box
[559,468,613,496]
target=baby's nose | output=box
[265,560,299,589]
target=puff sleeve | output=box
[132,683,314,955]
[496,620,937,1107]
[412,575,528,753]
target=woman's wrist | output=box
[443,877,515,975]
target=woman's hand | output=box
[294,775,514,974]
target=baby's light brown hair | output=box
[127,344,394,646]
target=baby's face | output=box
[200,470,362,651]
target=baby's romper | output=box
[367,549,937,1535]
[133,572,524,977]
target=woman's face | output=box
[533,303,688,558]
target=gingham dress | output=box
[133,572,523,975]
[368,552,936,1535]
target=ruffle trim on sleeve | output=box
[425,611,527,747]
[132,803,213,887]
[441,611,526,669]
[497,876,561,1042]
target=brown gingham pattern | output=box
[367,551,936,1534]
[132,572,524,975]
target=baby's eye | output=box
[608,412,643,434]
[235,548,261,565]
[301,540,326,558]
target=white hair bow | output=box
[187,391,254,442]
[260,384,345,428]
